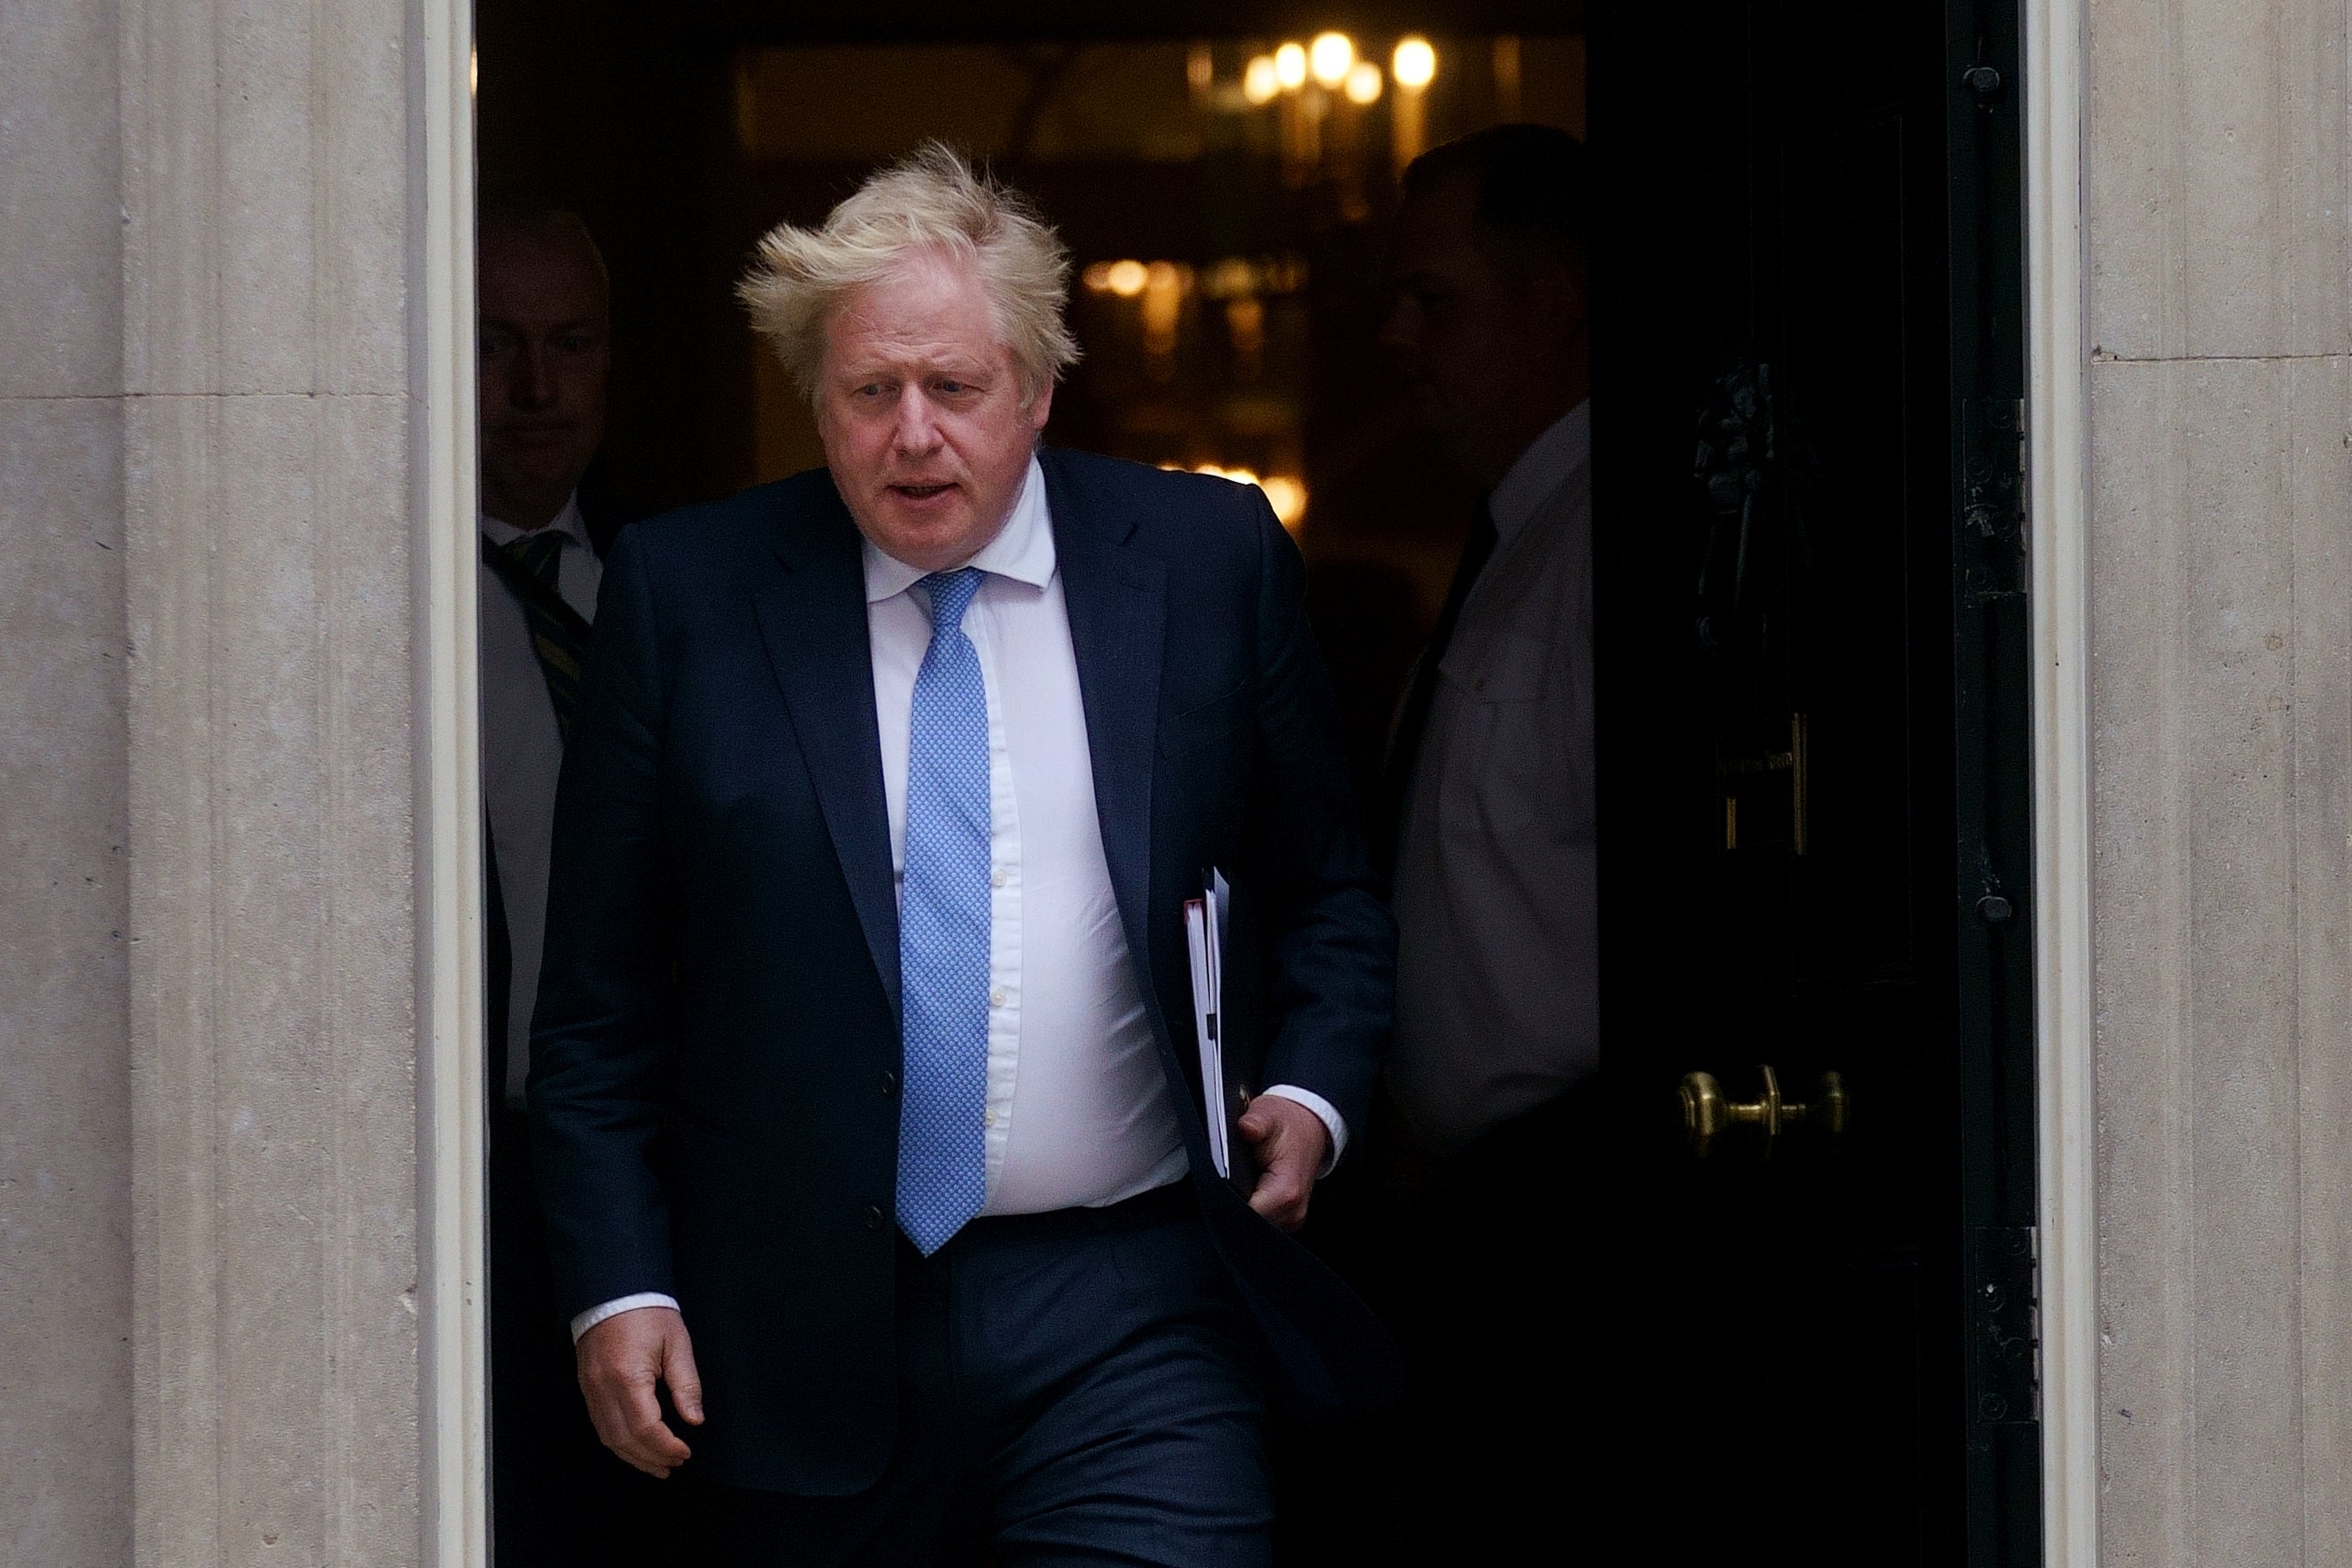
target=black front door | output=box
[1592,0,2037,1561]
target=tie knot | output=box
[919,568,985,634]
[497,529,567,588]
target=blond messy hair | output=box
[739,143,1080,409]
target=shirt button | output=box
[862,1204,886,1231]
[880,1069,899,1098]
[983,1108,997,1127]
[989,987,1007,1007]
[990,867,1008,887]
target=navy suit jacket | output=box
[528,447,1400,1496]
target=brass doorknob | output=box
[1678,1065,1848,1155]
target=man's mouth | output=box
[888,483,956,500]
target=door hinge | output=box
[1969,1225,2040,1424]
[1959,399,2027,604]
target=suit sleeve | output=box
[1245,490,1397,1143]
[528,526,680,1321]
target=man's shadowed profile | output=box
[476,202,678,1565]
[1366,124,1599,1561]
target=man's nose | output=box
[514,344,557,408]
[892,389,944,454]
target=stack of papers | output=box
[1184,869,1237,1179]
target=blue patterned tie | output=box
[895,568,993,1255]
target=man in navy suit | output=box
[528,146,1397,1564]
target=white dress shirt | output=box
[870,459,1189,1214]
[1389,404,1597,1156]
[573,458,1343,1339]
[480,495,600,1109]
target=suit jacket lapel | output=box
[753,495,902,1018]
[1045,454,1167,1009]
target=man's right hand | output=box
[575,1305,705,1478]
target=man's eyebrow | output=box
[834,357,995,380]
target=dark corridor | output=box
[474,2,2038,1564]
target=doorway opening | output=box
[468,2,2037,1563]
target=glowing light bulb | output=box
[1260,476,1308,529]
[1309,32,1356,88]
[1392,36,1436,91]
[1104,259,1149,298]
[1343,61,1383,104]
[1243,54,1281,104]
[1274,42,1308,91]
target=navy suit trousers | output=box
[682,1184,1274,1568]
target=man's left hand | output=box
[1237,1095,1330,1232]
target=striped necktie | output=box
[483,529,593,739]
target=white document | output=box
[1184,871,1236,1177]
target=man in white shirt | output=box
[1371,126,1598,1557]
[480,204,612,1107]
[476,203,672,1563]
[530,148,1396,1564]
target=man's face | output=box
[816,251,1051,573]
[478,228,610,524]
[1380,174,1585,484]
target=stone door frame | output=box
[2023,0,2097,1559]
[398,2,2099,1561]
[420,6,488,1564]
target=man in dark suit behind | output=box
[528,145,1397,1564]
[476,202,676,1564]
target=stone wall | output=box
[0,0,448,1561]
[2086,0,2352,1557]
[119,0,437,1561]
[1,1,130,1560]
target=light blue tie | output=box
[895,567,992,1255]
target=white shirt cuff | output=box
[1257,1084,1349,1176]
[569,1291,681,1343]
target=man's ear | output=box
[1026,375,1055,433]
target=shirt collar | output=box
[863,455,1056,605]
[1489,400,1591,547]
[481,492,590,552]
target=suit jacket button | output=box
[863,1204,886,1231]
[880,1070,900,1098]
